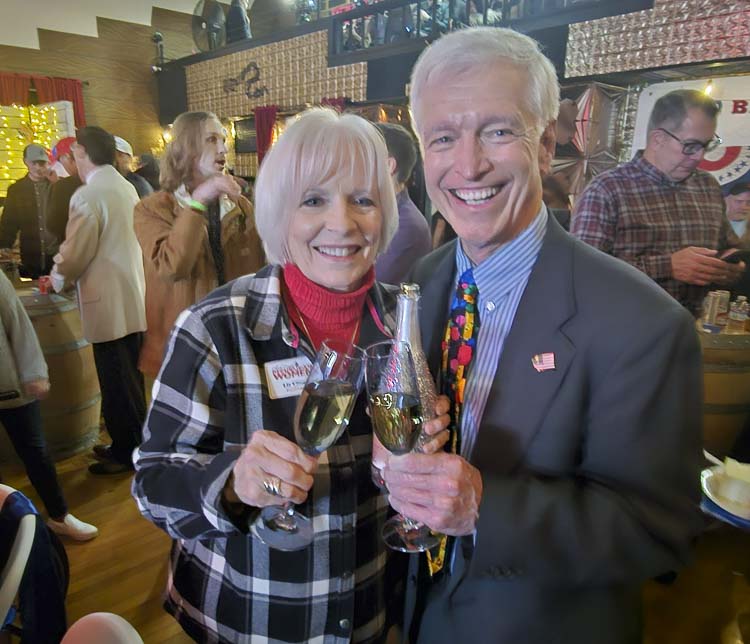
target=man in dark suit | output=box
[48,136,82,243]
[382,27,704,644]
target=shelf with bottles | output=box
[700,293,750,335]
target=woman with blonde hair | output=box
[133,111,265,379]
[133,108,449,643]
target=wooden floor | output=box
[4,445,750,643]
[644,523,750,644]
[3,448,191,643]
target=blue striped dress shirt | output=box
[455,206,548,460]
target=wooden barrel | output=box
[700,330,750,459]
[0,260,20,288]
[0,290,101,465]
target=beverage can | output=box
[715,290,731,326]
[38,275,51,295]
[703,291,719,325]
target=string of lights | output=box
[0,102,73,198]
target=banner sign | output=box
[632,77,750,187]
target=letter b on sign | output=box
[732,100,748,114]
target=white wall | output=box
[0,1,201,50]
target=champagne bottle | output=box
[370,284,439,488]
[395,283,438,421]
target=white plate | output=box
[701,466,750,520]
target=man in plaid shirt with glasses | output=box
[572,89,744,316]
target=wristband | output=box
[186,198,208,213]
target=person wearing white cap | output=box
[114,135,153,199]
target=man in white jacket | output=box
[52,126,147,475]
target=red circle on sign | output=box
[699,146,742,172]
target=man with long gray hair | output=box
[380,27,704,644]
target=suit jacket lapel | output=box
[471,218,578,475]
[416,241,457,380]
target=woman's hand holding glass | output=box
[226,430,319,509]
[250,339,366,551]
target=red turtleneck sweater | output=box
[282,264,375,351]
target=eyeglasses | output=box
[657,128,722,155]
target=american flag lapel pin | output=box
[532,352,556,373]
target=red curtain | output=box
[254,105,278,167]
[32,76,55,103]
[0,73,85,126]
[322,97,346,112]
[32,76,86,126]
[0,73,31,105]
[52,78,86,127]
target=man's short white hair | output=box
[255,107,398,265]
[409,27,560,135]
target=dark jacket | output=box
[47,175,83,243]
[0,175,54,277]
[0,491,68,642]
[134,155,160,191]
[405,216,704,644]
[125,172,153,200]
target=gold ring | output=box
[262,476,282,497]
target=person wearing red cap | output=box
[47,137,82,243]
[49,136,76,180]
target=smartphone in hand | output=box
[721,249,750,265]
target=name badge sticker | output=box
[264,356,313,400]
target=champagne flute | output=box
[365,340,441,552]
[255,338,366,551]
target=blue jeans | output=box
[0,401,67,518]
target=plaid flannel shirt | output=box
[132,264,401,644]
[571,154,740,315]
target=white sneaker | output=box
[47,513,98,541]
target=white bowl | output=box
[701,466,750,520]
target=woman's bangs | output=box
[293,125,377,193]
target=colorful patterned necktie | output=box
[426,267,480,576]
[442,266,480,453]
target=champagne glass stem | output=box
[267,501,299,533]
[402,516,421,531]
[257,339,364,552]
